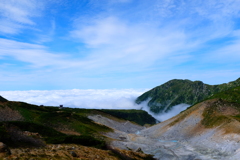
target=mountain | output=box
[137,86,240,159]
[86,86,240,159]
[0,96,8,102]
[1,85,240,159]
[0,98,155,159]
[135,78,240,113]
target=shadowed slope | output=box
[0,96,8,102]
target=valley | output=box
[1,78,240,159]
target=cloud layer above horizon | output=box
[1,0,240,90]
[0,89,147,109]
[0,89,189,122]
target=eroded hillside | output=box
[139,97,240,159]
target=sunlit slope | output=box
[140,86,240,158]
[0,100,155,147]
[136,78,240,113]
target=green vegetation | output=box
[2,102,112,134]
[136,78,240,113]
[201,86,240,127]
[169,86,240,128]
[99,109,156,126]
[0,95,8,102]
[0,97,156,150]
[201,99,239,128]
[0,101,113,149]
[207,86,240,104]
[0,121,106,149]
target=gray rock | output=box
[135,147,143,153]
[70,151,78,157]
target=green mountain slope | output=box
[207,86,240,103]
[0,95,8,102]
[0,98,155,148]
[135,78,240,113]
[0,96,156,159]
[99,109,156,126]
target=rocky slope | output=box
[88,86,240,160]
[89,110,211,160]
[2,84,240,159]
[137,86,240,159]
[135,78,240,113]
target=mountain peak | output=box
[136,78,240,113]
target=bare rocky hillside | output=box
[139,99,240,159]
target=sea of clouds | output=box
[0,89,190,122]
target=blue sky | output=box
[1,0,240,90]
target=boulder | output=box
[135,147,143,153]
[70,151,78,157]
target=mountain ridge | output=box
[136,78,240,113]
[138,86,240,159]
[0,96,8,102]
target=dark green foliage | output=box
[207,86,240,104]
[233,115,240,122]
[48,135,106,149]
[5,121,64,137]
[136,78,240,113]
[99,109,156,126]
[0,121,106,149]
[0,125,10,143]
[0,96,8,102]
[0,122,45,148]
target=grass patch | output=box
[201,99,234,128]
[0,121,106,149]
[99,109,156,126]
[5,102,113,135]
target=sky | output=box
[0,0,240,91]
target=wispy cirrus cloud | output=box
[70,0,240,76]
[0,0,45,34]
[70,16,194,73]
[0,38,73,68]
[1,0,240,90]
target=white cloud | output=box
[0,89,147,109]
[136,98,190,122]
[70,16,195,73]
[72,17,127,47]
[0,89,192,122]
[0,0,45,34]
[1,0,240,90]
[0,38,78,68]
[142,103,190,122]
[68,0,240,76]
